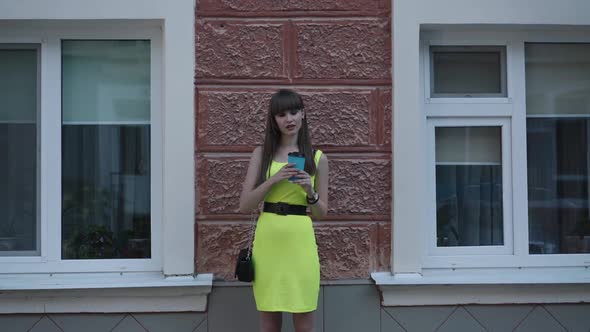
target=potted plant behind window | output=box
[0,217,18,251]
[117,215,150,258]
[75,224,116,259]
[62,185,117,259]
[565,217,590,253]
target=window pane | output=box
[62,41,151,259]
[435,127,504,247]
[526,43,590,255]
[0,47,39,255]
[62,40,150,124]
[431,46,506,97]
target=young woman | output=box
[239,89,329,332]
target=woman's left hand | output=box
[290,170,314,196]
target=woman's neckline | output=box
[272,150,316,164]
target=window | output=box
[61,40,152,260]
[0,45,40,256]
[429,46,507,98]
[0,27,162,273]
[0,5,207,314]
[422,36,590,269]
[526,43,590,255]
[435,126,503,246]
[428,119,512,256]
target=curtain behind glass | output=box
[435,127,504,247]
[61,40,151,259]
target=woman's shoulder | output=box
[253,146,263,156]
[248,146,263,163]
[313,148,326,157]
[312,148,328,165]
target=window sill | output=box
[0,272,213,313]
[372,269,590,306]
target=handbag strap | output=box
[246,202,262,258]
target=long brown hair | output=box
[257,89,316,186]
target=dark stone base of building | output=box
[2,284,587,331]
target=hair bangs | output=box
[270,89,304,116]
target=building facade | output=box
[0,0,589,331]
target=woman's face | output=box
[274,108,303,136]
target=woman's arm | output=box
[310,154,329,219]
[238,147,297,213]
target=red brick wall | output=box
[195,1,392,280]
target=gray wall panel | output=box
[0,314,42,332]
[50,313,124,332]
[29,316,63,332]
[324,285,381,332]
[282,287,324,332]
[195,319,208,332]
[545,304,590,332]
[208,286,259,332]
[380,309,405,332]
[1,286,590,332]
[514,306,567,332]
[384,306,455,331]
[436,307,486,332]
[133,313,206,332]
[111,315,148,332]
[464,305,533,332]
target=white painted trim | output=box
[376,284,590,306]
[510,41,530,260]
[62,121,152,125]
[161,4,197,275]
[373,271,590,305]
[426,98,512,104]
[373,269,590,285]
[423,254,590,268]
[0,1,172,20]
[0,272,211,290]
[392,11,423,274]
[150,28,164,270]
[0,273,213,313]
[42,36,62,265]
[425,103,513,118]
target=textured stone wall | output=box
[195,0,392,280]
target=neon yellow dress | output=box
[252,150,322,313]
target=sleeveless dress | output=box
[251,150,322,313]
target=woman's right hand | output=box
[269,163,298,184]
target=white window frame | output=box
[375,0,590,307]
[428,45,508,99]
[420,30,590,270]
[0,16,211,315]
[0,25,163,273]
[426,118,513,259]
[423,40,515,112]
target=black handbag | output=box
[235,248,254,282]
[234,205,260,282]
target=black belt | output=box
[263,202,307,216]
